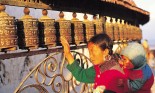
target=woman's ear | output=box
[103,49,109,55]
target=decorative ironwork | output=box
[114,42,128,54]
[14,51,94,93]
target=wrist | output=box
[64,52,74,64]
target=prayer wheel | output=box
[83,14,95,42]
[39,19,56,48]
[71,12,84,45]
[55,11,72,44]
[71,21,84,45]
[0,5,17,52]
[93,15,104,34]
[123,21,129,40]
[113,18,120,41]
[38,9,56,48]
[105,17,114,40]
[119,20,124,41]
[127,24,132,41]
[17,7,38,50]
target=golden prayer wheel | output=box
[38,19,56,48]
[83,14,95,42]
[119,20,124,41]
[113,19,119,41]
[105,17,114,40]
[127,24,132,41]
[38,9,56,48]
[93,15,104,34]
[83,21,95,42]
[94,20,103,34]
[123,22,129,40]
[0,5,17,52]
[132,25,136,40]
[55,11,72,44]
[56,20,72,44]
[17,18,39,50]
[71,20,84,45]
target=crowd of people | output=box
[60,33,155,93]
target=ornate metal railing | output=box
[14,51,94,93]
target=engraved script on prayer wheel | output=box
[93,15,103,34]
[119,20,124,41]
[0,5,17,51]
[123,21,128,40]
[127,24,132,41]
[83,14,94,42]
[131,25,135,40]
[17,7,38,50]
[56,11,72,44]
[113,18,119,41]
[71,12,84,45]
[105,17,114,40]
[39,9,56,48]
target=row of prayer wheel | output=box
[0,6,142,52]
[105,18,142,41]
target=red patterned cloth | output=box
[94,59,127,93]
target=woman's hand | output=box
[60,36,70,55]
[93,86,105,93]
[60,36,74,64]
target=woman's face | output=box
[88,42,106,65]
[119,55,134,69]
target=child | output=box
[119,43,154,93]
[60,33,127,93]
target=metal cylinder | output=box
[0,15,17,51]
[17,18,39,50]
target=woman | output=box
[61,33,127,93]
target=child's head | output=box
[120,43,147,69]
[88,33,113,65]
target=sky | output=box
[134,0,155,47]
